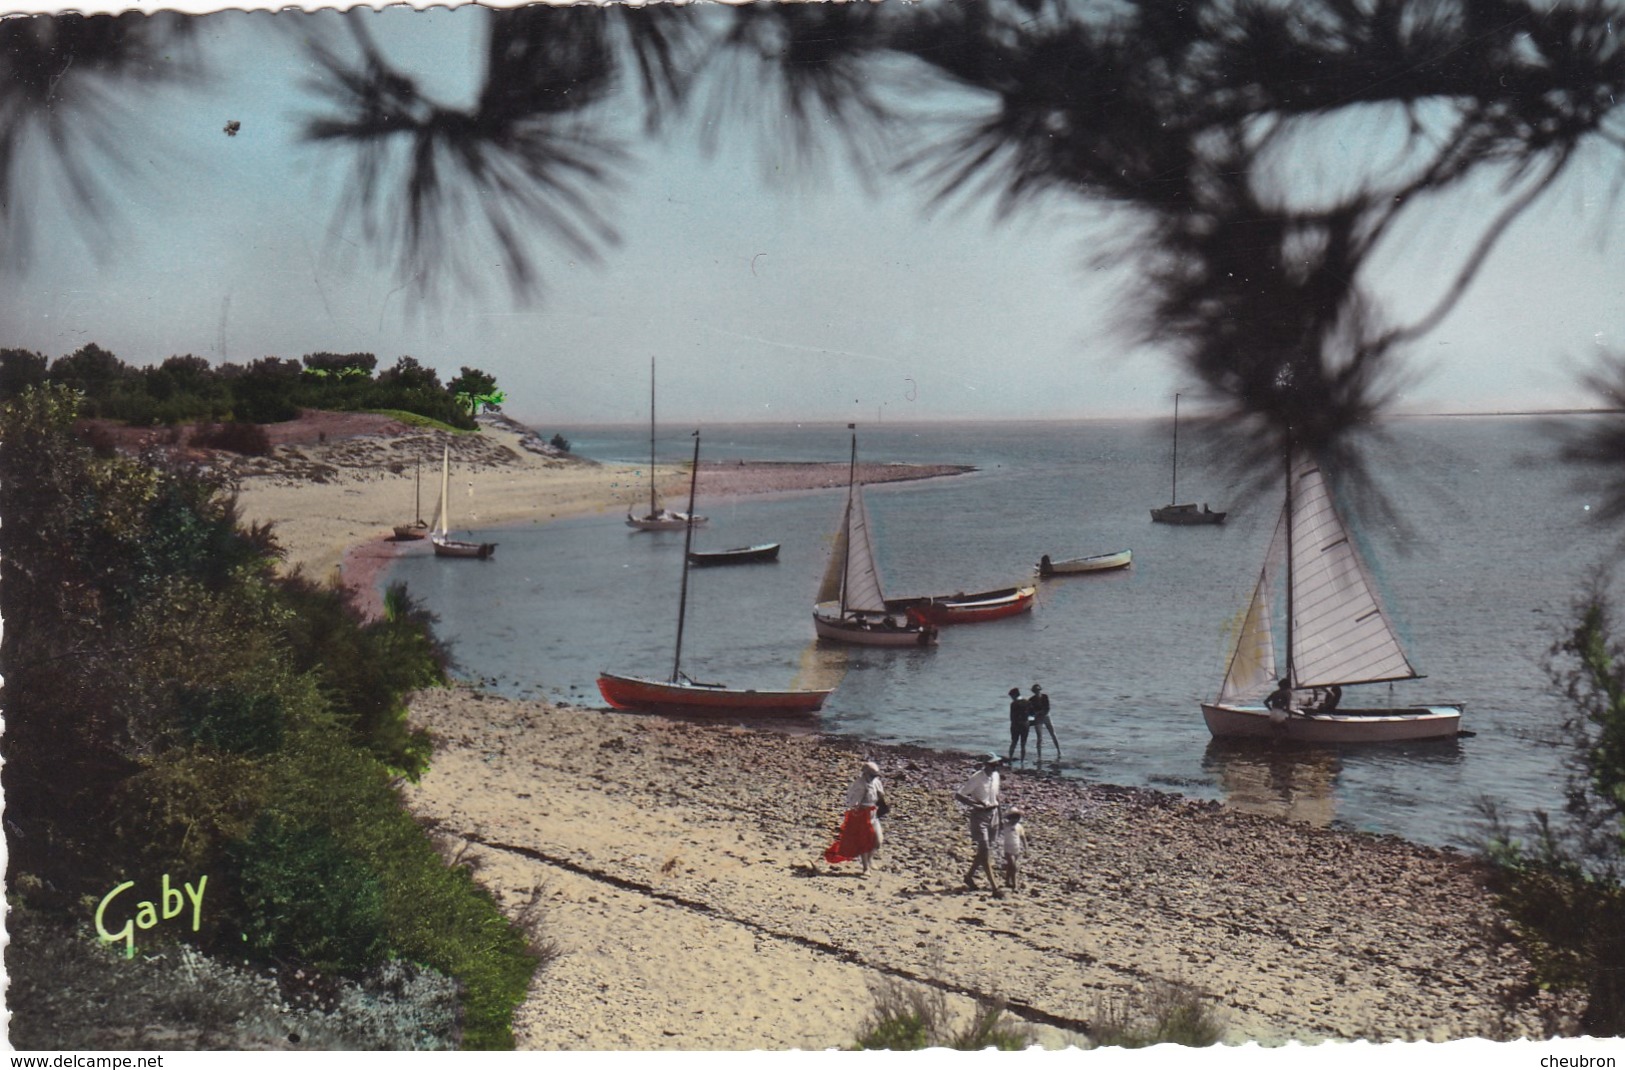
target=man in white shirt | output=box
[953,753,1005,898]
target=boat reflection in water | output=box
[1202,741,1342,827]
[1201,737,1466,830]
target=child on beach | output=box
[999,808,1028,892]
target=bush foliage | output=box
[1484,580,1625,1035]
[0,385,536,1048]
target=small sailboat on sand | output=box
[431,446,497,560]
[1152,393,1225,525]
[1200,451,1461,743]
[599,433,833,716]
[393,458,428,541]
[812,430,938,647]
[627,358,707,531]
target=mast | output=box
[648,357,657,519]
[1282,437,1295,688]
[671,430,701,682]
[414,458,422,523]
[840,425,857,617]
[1170,392,1180,506]
[439,445,451,536]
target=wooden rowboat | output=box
[884,585,1036,625]
[1037,550,1132,576]
[687,542,781,567]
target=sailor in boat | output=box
[1265,678,1296,722]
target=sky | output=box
[4,4,1624,430]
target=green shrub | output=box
[229,815,390,974]
[179,687,285,755]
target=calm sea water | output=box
[388,416,1623,849]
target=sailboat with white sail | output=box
[1200,452,1461,742]
[812,431,938,647]
[431,445,497,560]
[627,358,707,532]
[598,432,833,715]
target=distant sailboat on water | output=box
[1152,393,1225,525]
[627,357,708,532]
[812,429,938,647]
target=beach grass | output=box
[1085,980,1225,1048]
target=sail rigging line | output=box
[671,430,701,683]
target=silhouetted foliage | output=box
[1485,577,1625,1035]
[0,13,199,269]
[0,384,532,1045]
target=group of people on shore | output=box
[822,685,1056,893]
[1007,683,1060,763]
[823,751,1028,899]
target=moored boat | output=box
[1037,549,1132,575]
[885,585,1036,625]
[599,432,832,717]
[393,458,429,540]
[430,446,497,559]
[1199,449,1462,743]
[627,358,707,531]
[597,671,829,716]
[1152,393,1225,524]
[811,429,938,647]
[687,542,781,567]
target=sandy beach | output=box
[403,686,1568,1048]
[229,415,1573,1048]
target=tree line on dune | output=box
[0,345,504,434]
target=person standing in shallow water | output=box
[1006,687,1031,763]
[954,753,1005,898]
[824,760,887,875]
[1029,683,1060,759]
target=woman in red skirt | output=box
[825,760,888,874]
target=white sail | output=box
[842,484,888,614]
[434,446,451,537]
[1288,458,1419,688]
[816,513,849,606]
[1219,511,1283,703]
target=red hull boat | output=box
[597,672,831,717]
[886,585,1036,625]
